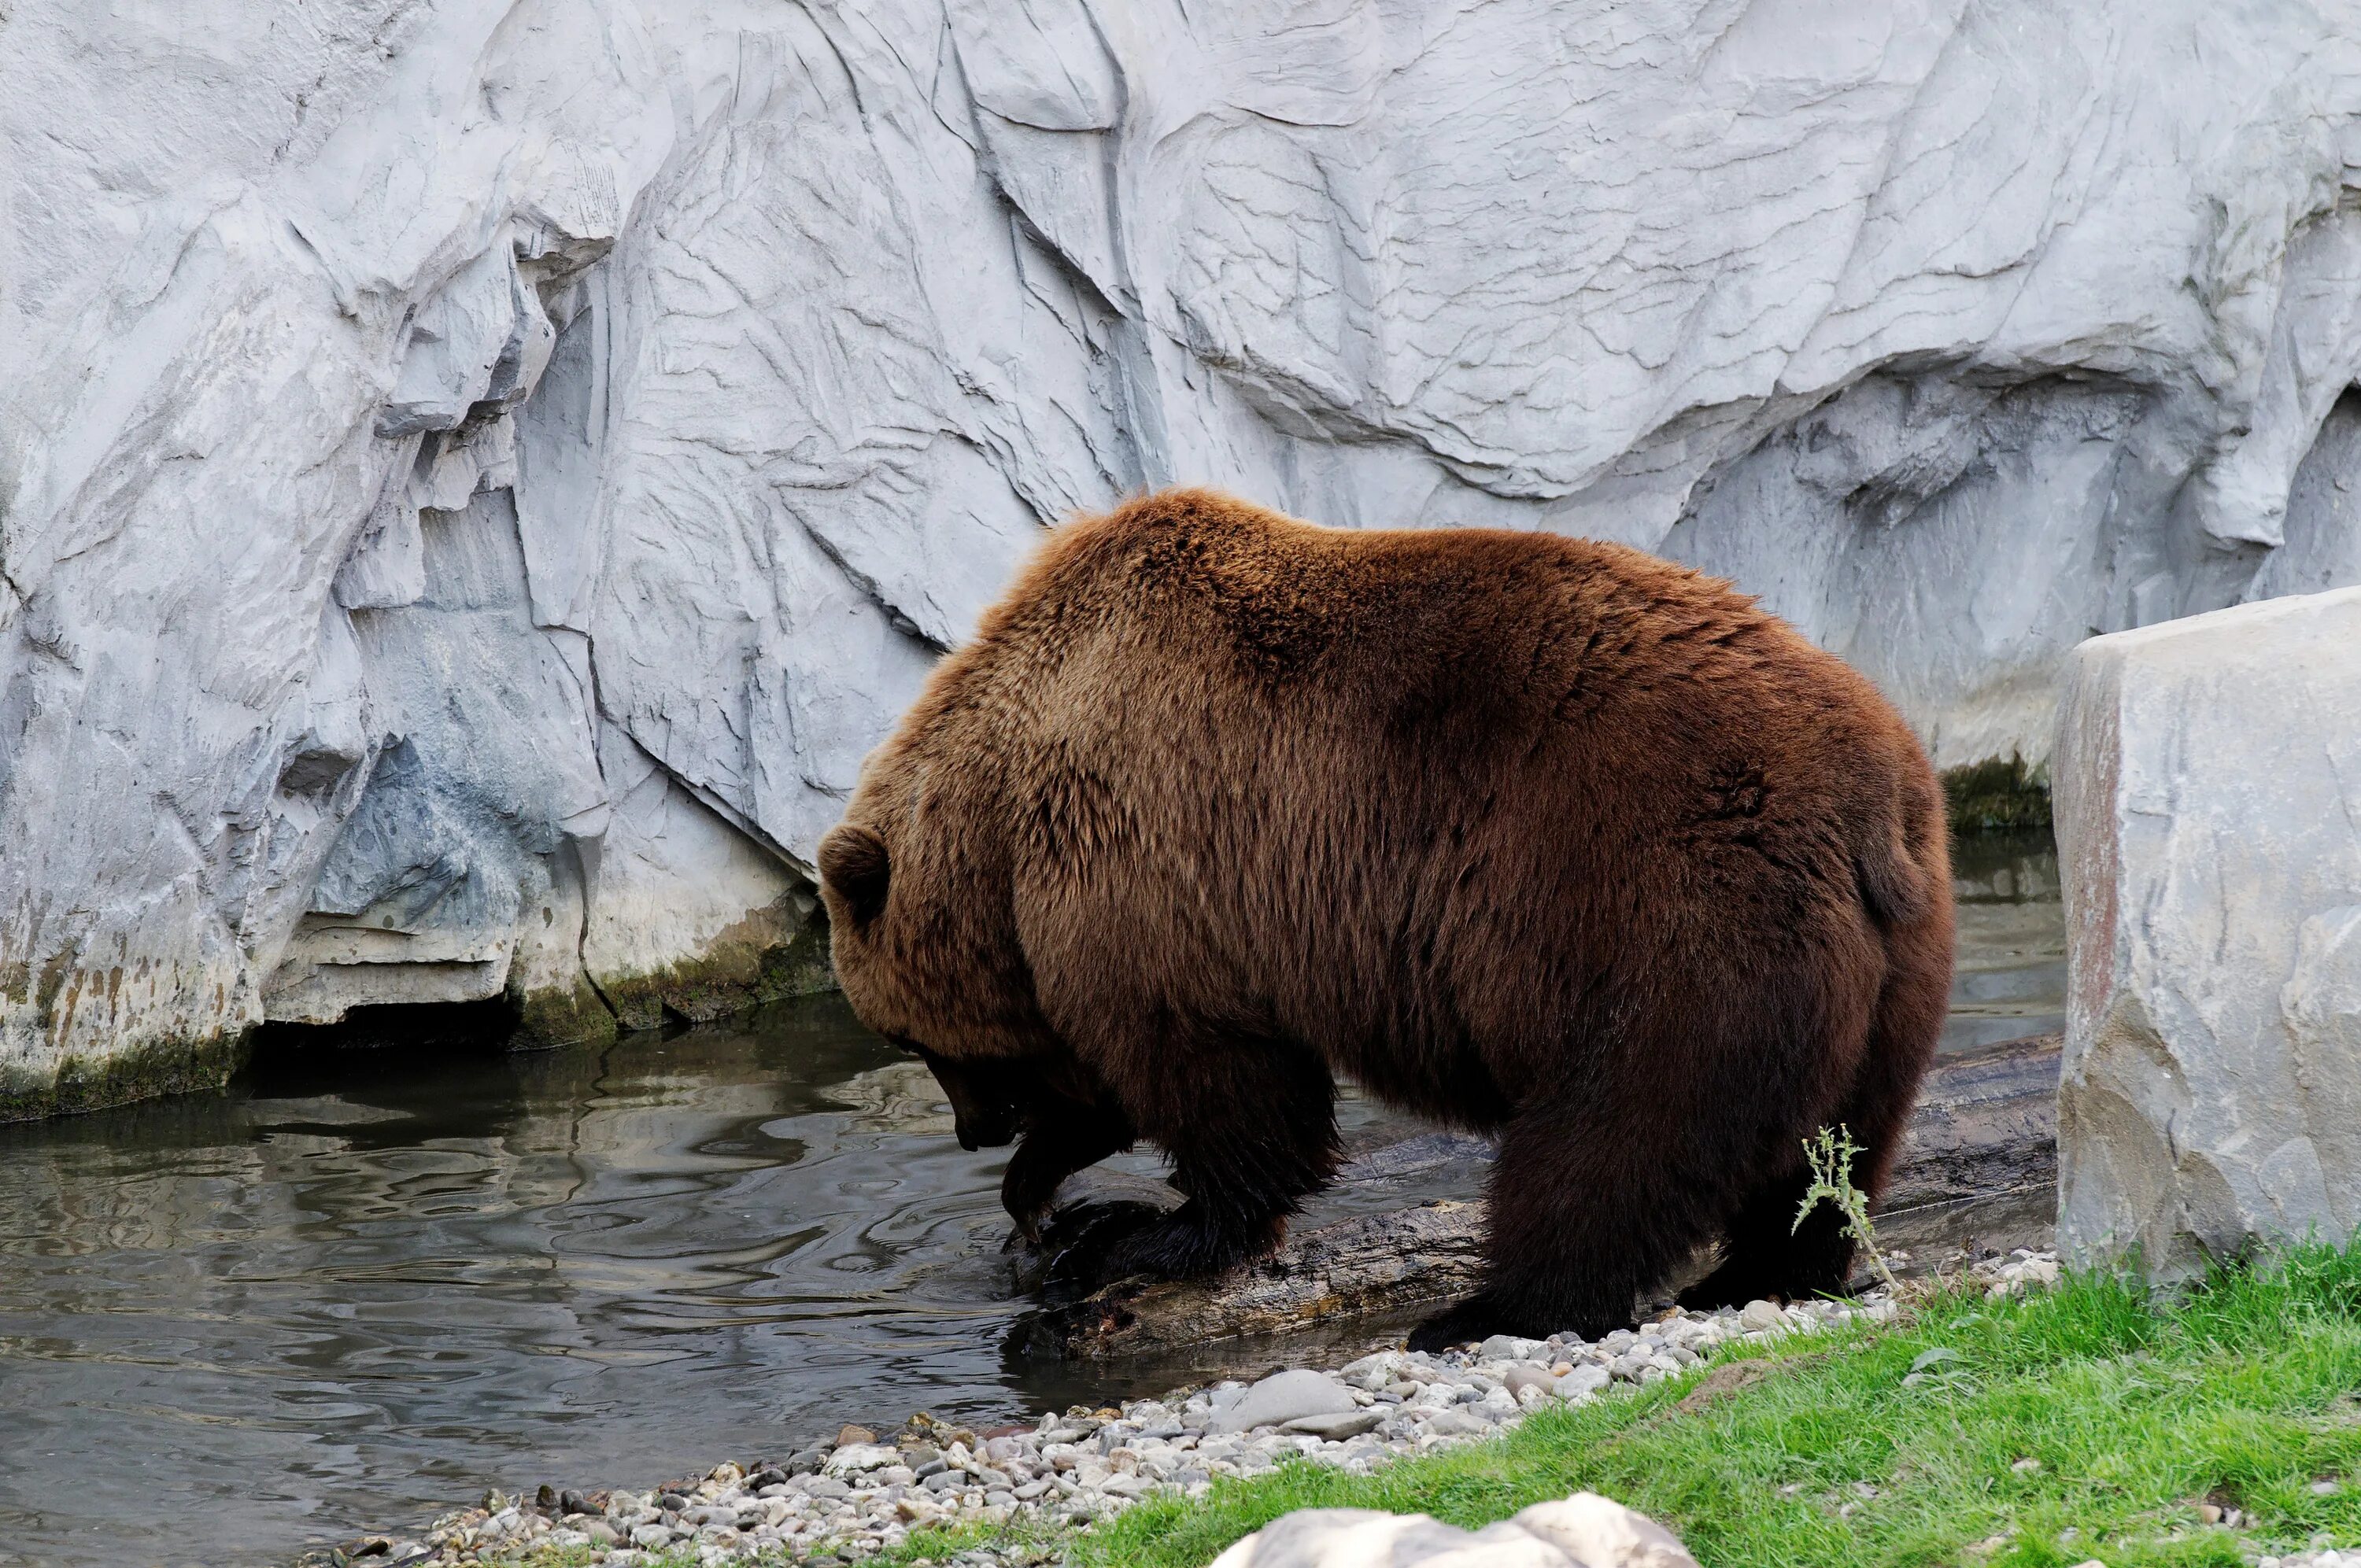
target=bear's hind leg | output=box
[1678,956,1943,1310]
[1083,1032,1340,1286]
[1674,1164,1844,1312]
[1412,1091,1722,1350]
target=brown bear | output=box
[817,487,1953,1348]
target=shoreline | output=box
[315,1252,2062,1568]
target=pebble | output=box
[1985,1250,2064,1297]
[1501,1363,1555,1399]
[1421,1408,1495,1438]
[1557,1363,1612,1400]
[382,1261,2036,1568]
[824,1443,902,1476]
[1476,1334,1551,1362]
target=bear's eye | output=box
[818,821,892,927]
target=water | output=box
[0,838,2063,1567]
[1942,829,2067,1055]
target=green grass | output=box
[1079,1246,2361,1568]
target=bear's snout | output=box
[908,1046,1022,1151]
[952,1107,1018,1153]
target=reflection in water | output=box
[0,840,2064,1568]
[0,1005,1033,1567]
[1942,829,2067,1054]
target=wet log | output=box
[1022,1199,1489,1361]
[1029,1033,2060,1360]
[1871,1031,2062,1260]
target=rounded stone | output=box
[1209,1369,1358,1434]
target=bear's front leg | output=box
[1077,1030,1341,1287]
[999,1105,1137,1244]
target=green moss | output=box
[759,915,837,999]
[511,973,620,1052]
[1943,754,2053,834]
[602,900,837,1035]
[0,1025,252,1123]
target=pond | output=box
[0,835,2063,1567]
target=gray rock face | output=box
[7,1,2361,1105]
[2055,587,2361,1273]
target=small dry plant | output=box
[1793,1123,1899,1294]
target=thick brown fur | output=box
[818,487,1954,1345]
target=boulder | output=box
[1209,1491,1699,1568]
[1516,1494,1702,1568]
[2054,587,2361,1271]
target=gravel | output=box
[345,1254,2093,1568]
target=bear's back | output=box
[975,488,1897,777]
[853,486,1947,1123]
[960,489,1934,1015]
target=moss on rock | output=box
[509,972,620,1052]
[0,1026,253,1123]
[1942,754,2052,833]
[598,895,837,1035]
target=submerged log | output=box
[1028,1033,2060,1360]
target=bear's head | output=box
[817,658,1063,1149]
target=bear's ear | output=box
[818,822,892,928]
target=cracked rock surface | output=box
[8,2,2361,1102]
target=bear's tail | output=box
[1846,762,1953,1204]
[1852,763,1946,931]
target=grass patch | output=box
[1081,1245,2361,1568]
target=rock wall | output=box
[6,0,2361,1110]
[2054,587,2361,1272]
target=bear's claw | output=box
[1084,1204,1284,1286]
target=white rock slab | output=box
[822,1444,903,1477]
[2055,587,2361,1272]
[1209,1492,1700,1568]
